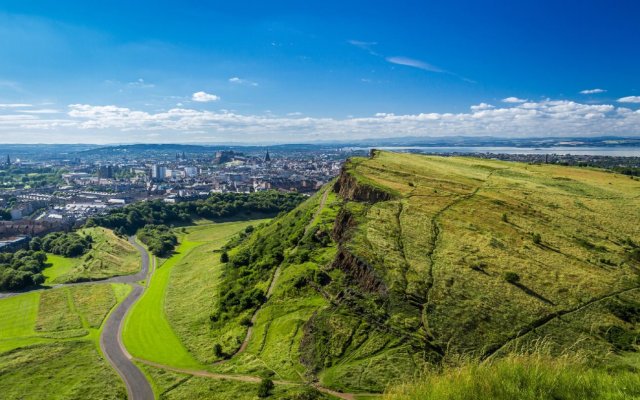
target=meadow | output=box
[123,220,264,368]
[0,283,131,398]
[42,227,139,284]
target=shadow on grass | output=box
[513,282,556,306]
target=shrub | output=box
[532,233,542,245]
[257,378,274,398]
[504,271,520,284]
[220,251,229,263]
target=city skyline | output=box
[0,1,639,143]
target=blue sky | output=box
[0,0,639,143]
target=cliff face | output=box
[331,247,387,294]
[331,166,391,295]
[333,166,395,203]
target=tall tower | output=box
[264,150,271,163]
[5,154,10,166]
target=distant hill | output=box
[211,150,640,393]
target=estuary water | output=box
[351,146,640,156]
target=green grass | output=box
[0,283,131,353]
[0,292,40,339]
[43,254,82,284]
[164,220,268,364]
[0,283,132,397]
[123,239,205,368]
[140,363,336,400]
[0,341,126,399]
[383,354,640,400]
[204,151,640,394]
[42,227,140,284]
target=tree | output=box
[220,251,229,263]
[213,343,224,358]
[257,378,274,398]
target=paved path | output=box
[98,238,154,400]
[100,284,154,400]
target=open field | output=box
[0,283,131,397]
[0,341,126,400]
[123,238,204,368]
[0,283,131,353]
[164,220,268,364]
[42,227,139,284]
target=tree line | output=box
[88,190,306,236]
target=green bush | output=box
[257,378,274,398]
[504,272,520,284]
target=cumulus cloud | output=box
[470,103,495,111]
[618,96,640,104]
[502,97,527,103]
[1,99,639,143]
[580,88,606,94]
[191,91,220,102]
[229,77,258,86]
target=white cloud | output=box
[386,56,443,73]
[580,88,606,94]
[618,96,640,104]
[470,103,495,111]
[17,109,61,114]
[191,91,220,102]
[1,99,639,143]
[229,77,258,86]
[128,78,155,88]
[0,103,32,108]
[502,97,527,103]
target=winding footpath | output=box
[99,238,154,400]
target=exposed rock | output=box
[333,166,395,203]
[331,247,387,295]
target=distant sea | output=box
[352,146,640,156]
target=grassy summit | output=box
[196,151,640,394]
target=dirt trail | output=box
[223,188,331,360]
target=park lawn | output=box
[0,341,126,400]
[165,220,268,364]
[123,238,205,368]
[42,227,140,284]
[0,283,131,354]
[42,254,82,284]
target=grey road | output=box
[99,284,154,400]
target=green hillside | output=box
[210,150,640,394]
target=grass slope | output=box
[123,238,204,368]
[208,151,640,393]
[384,353,640,400]
[164,220,268,364]
[43,227,139,284]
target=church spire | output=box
[265,149,271,162]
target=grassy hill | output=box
[42,227,140,284]
[209,150,640,394]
